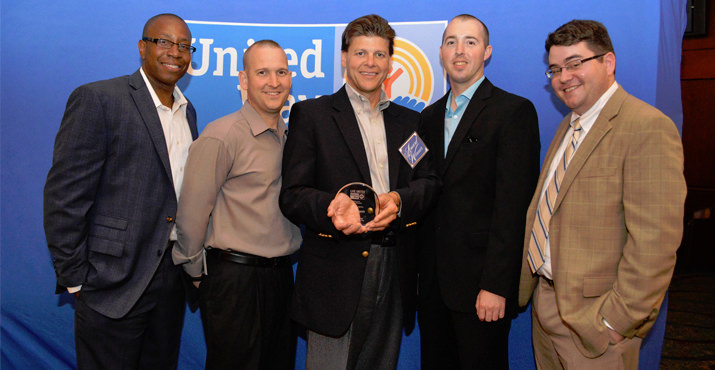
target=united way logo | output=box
[384,37,435,112]
[182,20,445,129]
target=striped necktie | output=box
[527,119,582,273]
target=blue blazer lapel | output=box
[332,87,372,184]
[128,70,174,185]
[383,105,403,190]
[427,94,449,176]
[186,102,198,140]
[443,78,491,173]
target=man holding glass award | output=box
[280,14,439,369]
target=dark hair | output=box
[443,14,490,45]
[243,40,283,70]
[341,14,395,55]
[142,13,187,38]
[545,20,614,55]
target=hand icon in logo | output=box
[392,96,426,112]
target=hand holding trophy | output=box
[328,182,381,235]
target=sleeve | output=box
[43,85,107,290]
[599,113,686,337]
[173,136,231,277]
[279,102,337,234]
[480,99,541,299]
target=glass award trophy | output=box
[336,182,381,225]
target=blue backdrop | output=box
[1,0,686,368]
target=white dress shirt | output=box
[140,68,193,241]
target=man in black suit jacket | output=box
[44,14,198,369]
[418,14,540,369]
[280,14,439,369]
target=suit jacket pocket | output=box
[583,275,616,297]
[88,215,128,257]
[460,137,489,151]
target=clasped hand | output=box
[327,192,399,235]
[475,289,506,322]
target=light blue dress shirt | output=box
[444,76,485,157]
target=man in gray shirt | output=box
[173,40,301,369]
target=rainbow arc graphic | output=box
[386,37,434,104]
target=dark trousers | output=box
[200,250,296,370]
[419,277,511,370]
[306,244,403,370]
[75,246,186,370]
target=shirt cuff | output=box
[182,257,205,277]
[389,191,402,216]
[67,285,82,293]
[602,317,616,331]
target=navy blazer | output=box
[418,78,540,313]
[44,70,198,319]
[280,86,439,337]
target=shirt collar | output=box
[446,75,485,112]
[241,101,287,137]
[345,83,390,112]
[139,67,187,109]
[570,81,619,129]
[459,75,485,100]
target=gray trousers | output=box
[306,244,403,370]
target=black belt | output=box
[370,231,396,247]
[212,249,291,268]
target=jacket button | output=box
[166,216,173,222]
[361,251,369,258]
[157,249,162,256]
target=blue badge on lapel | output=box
[399,132,429,168]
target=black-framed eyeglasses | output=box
[545,53,606,79]
[142,37,196,53]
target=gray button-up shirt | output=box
[173,102,302,277]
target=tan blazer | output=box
[518,86,686,358]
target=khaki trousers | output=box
[532,276,642,369]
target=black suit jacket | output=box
[418,78,539,313]
[44,70,198,319]
[280,86,439,337]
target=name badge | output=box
[399,132,429,168]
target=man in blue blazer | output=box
[280,14,439,369]
[418,15,540,369]
[43,13,198,369]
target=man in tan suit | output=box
[518,20,686,369]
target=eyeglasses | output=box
[142,37,196,53]
[545,53,606,79]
